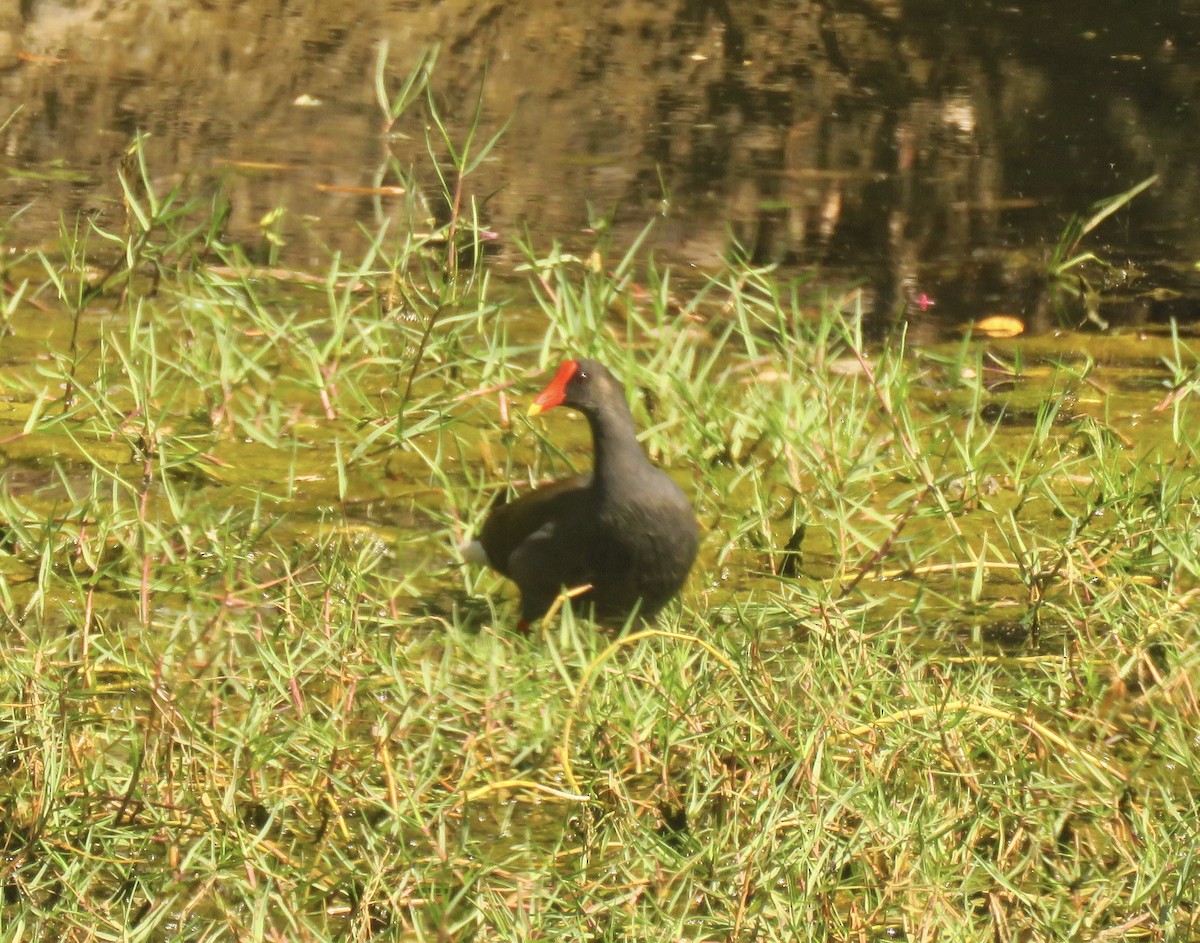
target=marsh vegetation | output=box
[0,47,1197,943]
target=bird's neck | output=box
[587,402,649,495]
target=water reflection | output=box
[2,0,1199,334]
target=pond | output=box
[3,0,1200,335]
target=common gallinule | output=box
[462,359,699,629]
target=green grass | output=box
[0,67,1197,941]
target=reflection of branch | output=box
[706,0,745,64]
[814,0,906,82]
[815,6,852,77]
[817,0,905,38]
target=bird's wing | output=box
[507,517,600,622]
[478,474,591,575]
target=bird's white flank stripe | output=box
[459,539,490,566]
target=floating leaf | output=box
[971,315,1025,339]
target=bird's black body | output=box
[467,359,699,627]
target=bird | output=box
[461,358,699,630]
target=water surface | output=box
[2,0,1199,334]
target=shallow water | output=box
[3,0,1200,335]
